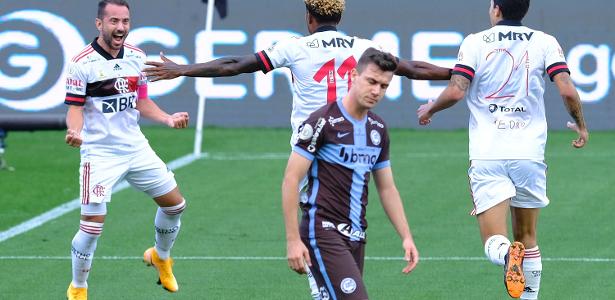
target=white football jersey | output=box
[453,20,570,160]
[65,39,150,158]
[255,26,382,144]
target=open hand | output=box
[144,52,182,82]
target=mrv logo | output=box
[489,104,526,113]
[499,31,534,41]
[339,147,378,164]
[102,95,136,113]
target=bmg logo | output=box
[102,95,136,113]
[339,147,378,164]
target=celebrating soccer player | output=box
[417,0,588,299]
[64,1,189,299]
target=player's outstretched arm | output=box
[553,72,589,148]
[282,152,313,275]
[144,52,260,82]
[136,98,189,129]
[395,59,452,80]
[65,105,84,147]
[417,74,469,125]
[373,166,419,274]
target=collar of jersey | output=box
[91,37,125,60]
[336,99,367,126]
[315,25,338,33]
[496,19,523,27]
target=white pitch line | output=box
[201,152,614,160]
[0,153,199,243]
[0,255,613,263]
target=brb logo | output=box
[102,95,136,113]
[0,10,85,111]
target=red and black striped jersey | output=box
[65,39,149,158]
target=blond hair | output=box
[304,0,345,22]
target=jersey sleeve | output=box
[544,34,570,82]
[254,37,298,74]
[135,53,149,100]
[292,111,328,161]
[452,34,478,82]
[64,62,87,106]
[373,128,390,171]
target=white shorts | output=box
[468,160,549,215]
[79,146,176,207]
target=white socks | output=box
[484,234,511,266]
[485,237,542,299]
[71,221,103,288]
[154,199,186,259]
[521,246,542,300]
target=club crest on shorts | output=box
[92,184,105,197]
[370,130,381,146]
[340,277,357,294]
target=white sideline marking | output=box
[196,151,615,161]
[0,255,613,263]
[0,153,199,243]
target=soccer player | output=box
[417,0,588,299]
[282,48,418,300]
[64,1,190,299]
[144,0,451,147]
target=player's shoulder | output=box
[123,43,146,60]
[313,101,339,118]
[367,112,387,130]
[70,44,97,64]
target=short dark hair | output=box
[493,0,530,21]
[98,0,130,19]
[356,48,398,73]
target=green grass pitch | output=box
[0,127,614,299]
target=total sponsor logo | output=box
[488,104,527,113]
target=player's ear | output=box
[351,68,359,82]
[95,18,103,31]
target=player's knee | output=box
[160,198,186,216]
[513,227,536,246]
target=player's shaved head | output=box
[493,0,530,21]
[304,0,345,23]
[356,48,398,74]
[98,0,130,19]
